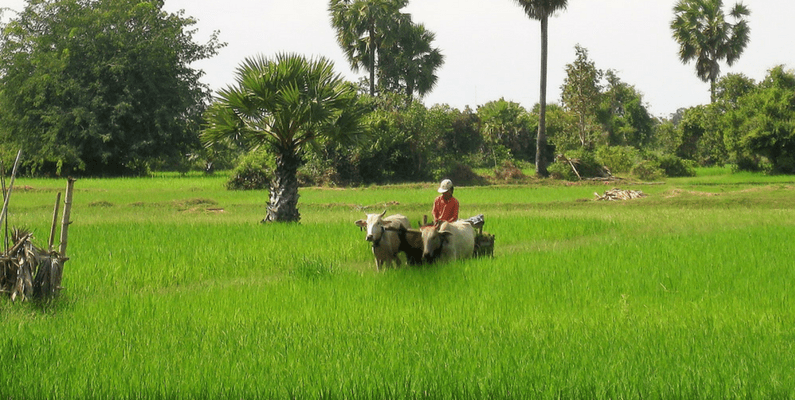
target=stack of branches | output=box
[0,151,75,302]
[594,188,647,201]
[0,228,64,301]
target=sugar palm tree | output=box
[379,21,444,100]
[329,0,407,96]
[512,0,569,177]
[202,53,366,223]
[671,0,751,102]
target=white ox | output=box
[355,211,411,270]
[420,220,475,263]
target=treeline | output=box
[228,56,795,189]
[1,0,794,183]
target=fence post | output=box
[58,178,76,258]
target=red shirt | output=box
[433,195,459,223]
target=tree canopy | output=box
[202,53,367,222]
[329,0,443,100]
[671,0,751,102]
[0,0,224,176]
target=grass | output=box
[1,169,794,399]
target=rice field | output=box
[1,170,794,399]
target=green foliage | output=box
[561,45,603,148]
[630,160,664,181]
[202,53,367,221]
[448,106,483,156]
[376,19,444,99]
[599,70,654,149]
[548,149,606,181]
[493,160,528,182]
[329,0,444,100]
[736,66,795,173]
[0,0,225,176]
[685,66,795,174]
[477,98,535,164]
[558,48,655,153]
[226,150,274,190]
[670,0,751,101]
[651,120,682,155]
[644,153,696,178]
[542,103,579,153]
[655,153,697,177]
[594,145,640,173]
[675,105,727,166]
[303,96,479,186]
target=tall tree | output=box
[560,45,602,148]
[734,66,795,173]
[512,0,569,177]
[477,98,534,165]
[0,0,224,176]
[671,0,751,102]
[202,54,367,223]
[329,0,407,96]
[600,70,654,149]
[378,20,444,100]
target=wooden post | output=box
[58,178,76,258]
[1,158,7,252]
[0,150,22,241]
[49,192,62,252]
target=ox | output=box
[420,220,475,263]
[355,211,411,270]
[395,227,424,266]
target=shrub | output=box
[549,150,608,181]
[630,160,663,181]
[226,151,274,190]
[594,146,640,173]
[434,160,485,185]
[493,160,526,182]
[656,154,696,177]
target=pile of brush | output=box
[0,151,75,302]
[594,188,647,201]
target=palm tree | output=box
[512,0,569,177]
[671,0,751,102]
[379,21,445,100]
[329,0,407,96]
[202,53,366,223]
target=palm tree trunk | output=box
[535,15,550,177]
[369,26,376,96]
[264,150,301,223]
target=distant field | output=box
[1,170,794,399]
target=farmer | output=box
[432,179,459,223]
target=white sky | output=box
[3,0,794,118]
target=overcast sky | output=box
[4,0,794,117]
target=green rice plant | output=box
[1,170,794,399]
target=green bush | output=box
[493,160,527,182]
[594,146,640,173]
[656,154,696,177]
[630,160,664,181]
[434,159,485,185]
[226,151,274,190]
[549,150,608,181]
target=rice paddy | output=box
[1,169,793,399]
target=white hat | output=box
[437,179,453,193]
